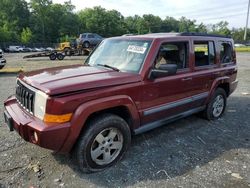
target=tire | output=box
[49,53,56,60]
[74,113,131,173]
[83,41,90,48]
[203,88,227,120]
[56,53,65,60]
[64,47,71,56]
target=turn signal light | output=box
[43,113,72,123]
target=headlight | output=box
[34,90,48,120]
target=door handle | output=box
[182,77,192,81]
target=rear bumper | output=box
[4,96,70,152]
[229,80,238,95]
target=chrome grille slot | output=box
[16,80,35,114]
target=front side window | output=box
[219,42,233,63]
[194,41,215,66]
[86,39,151,73]
[81,34,86,38]
[155,42,189,69]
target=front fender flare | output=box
[59,95,139,153]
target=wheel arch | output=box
[206,76,230,103]
[59,95,140,153]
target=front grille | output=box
[16,80,35,114]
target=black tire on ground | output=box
[49,53,57,60]
[83,41,90,48]
[74,113,131,173]
[203,88,227,120]
[56,53,65,60]
[0,65,5,69]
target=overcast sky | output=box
[52,0,249,28]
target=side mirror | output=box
[150,64,177,79]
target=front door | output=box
[140,41,194,127]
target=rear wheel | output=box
[56,53,65,60]
[49,53,56,60]
[203,88,227,120]
[74,114,131,173]
[64,47,71,56]
[83,41,90,48]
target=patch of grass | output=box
[235,47,250,52]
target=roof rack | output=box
[180,32,231,38]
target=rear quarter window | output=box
[219,42,233,64]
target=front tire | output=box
[74,114,131,173]
[203,88,227,120]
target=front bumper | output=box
[4,96,70,152]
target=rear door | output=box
[188,39,218,109]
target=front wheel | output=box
[203,88,227,120]
[74,114,131,173]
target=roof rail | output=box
[180,32,231,38]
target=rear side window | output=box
[194,41,215,66]
[219,42,233,63]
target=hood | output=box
[19,65,141,95]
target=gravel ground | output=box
[0,53,250,188]
[2,52,86,71]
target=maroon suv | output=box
[4,33,238,172]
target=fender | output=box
[59,95,140,153]
[206,76,230,103]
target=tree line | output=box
[0,0,249,45]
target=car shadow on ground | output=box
[53,95,250,187]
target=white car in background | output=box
[9,46,23,52]
[0,49,6,69]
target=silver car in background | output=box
[77,33,103,48]
[0,49,6,69]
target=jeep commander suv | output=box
[4,33,238,172]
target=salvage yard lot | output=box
[0,53,250,187]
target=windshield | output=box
[86,38,151,73]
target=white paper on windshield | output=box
[127,45,146,54]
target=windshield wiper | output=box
[97,64,120,72]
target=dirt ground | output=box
[0,53,250,188]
